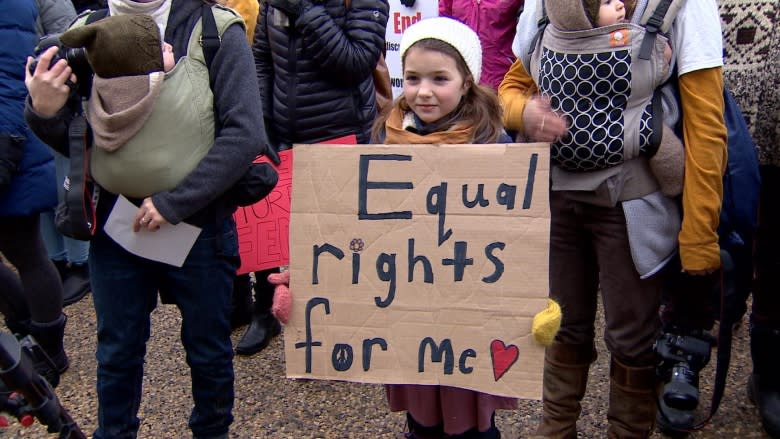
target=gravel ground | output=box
[0,293,772,438]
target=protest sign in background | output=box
[234,150,292,274]
[284,143,550,399]
[384,1,438,98]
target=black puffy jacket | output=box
[254,0,389,146]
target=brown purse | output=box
[344,0,394,114]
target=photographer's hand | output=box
[24,46,75,118]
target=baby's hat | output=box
[400,17,482,84]
[545,0,594,31]
[60,14,163,78]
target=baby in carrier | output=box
[535,0,685,197]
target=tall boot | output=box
[229,273,253,330]
[235,268,281,356]
[607,356,658,439]
[534,342,597,439]
[28,314,69,374]
[748,324,780,438]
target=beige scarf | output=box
[87,72,164,151]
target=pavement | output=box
[0,293,772,438]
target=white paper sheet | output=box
[104,195,201,267]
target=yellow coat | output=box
[219,0,259,43]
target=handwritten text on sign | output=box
[284,144,551,399]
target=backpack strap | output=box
[638,0,687,60]
[527,0,549,58]
[200,4,220,71]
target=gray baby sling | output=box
[526,0,685,172]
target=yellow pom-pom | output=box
[532,299,562,346]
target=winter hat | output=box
[545,0,594,31]
[581,0,602,27]
[60,14,163,78]
[400,17,482,83]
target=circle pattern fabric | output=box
[539,47,635,171]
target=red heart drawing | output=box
[490,339,519,382]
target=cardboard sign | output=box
[234,150,292,274]
[384,1,439,98]
[284,143,550,399]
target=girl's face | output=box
[597,0,626,26]
[402,47,468,124]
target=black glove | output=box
[0,134,25,191]
[400,0,416,6]
[269,0,304,20]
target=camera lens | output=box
[662,363,700,411]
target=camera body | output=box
[29,34,93,97]
[655,331,713,411]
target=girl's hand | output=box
[25,46,75,117]
[522,95,568,143]
[133,197,168,232]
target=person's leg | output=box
[0,263,30,334]
[164,220,237,439]
[235,267,281,355]
[90,231,159,439]
[536,192,600,439]
[0,216,68,374]
[52,153,91,306]
[749,164,780,438]
[593,203,664,439]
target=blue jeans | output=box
[39,153,89,264]
[90,218,239,439]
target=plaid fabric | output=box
[719,0,780,165]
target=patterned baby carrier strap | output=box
[528,0,685,172]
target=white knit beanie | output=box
[400,17,482,84]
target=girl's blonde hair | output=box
[371,39,504,144]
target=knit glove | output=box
[268,270,292,324]
[532,299,562,346]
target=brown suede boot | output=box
[607,356,658,439]
[534,342,597,439]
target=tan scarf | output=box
[384,107,473,145]
[88,72,164,151]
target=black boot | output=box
[29,314,69,375]
[235,269,280,356]
[230,274,253,331]
[62,262,90,306]
[748,324,780,438]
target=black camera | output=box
[655,331,713,411]
[28,34,93,97]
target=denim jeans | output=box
[39,153,89,264]
[90,218,239,439]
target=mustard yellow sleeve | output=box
[220,0,259,43]
[677,67,728,271]
[497,59,539,134]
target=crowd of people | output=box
[0,0,777,437]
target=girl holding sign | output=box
[371,17,560,439]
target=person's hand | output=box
[268,270,292,324]
[532,299,562,346]
[25,46,75,118]
[522,95,568,143]
[133,197,168,232]
[269,0,305,20]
